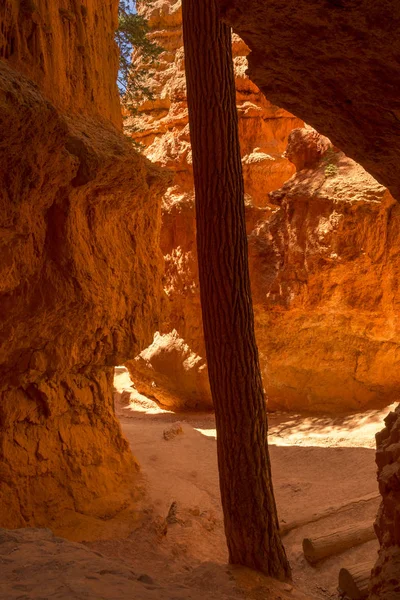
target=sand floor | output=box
[85,367,395,600]
[1,367,395,600]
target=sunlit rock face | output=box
[0,1,167,534]
[127,0,400,414]
[252,128,400,412]
[0,1,122,127]
[217,0,400,202]
[128,330,211,411]
[125,0,302,410]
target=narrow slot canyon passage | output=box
[1,0,400,599]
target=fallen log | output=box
[280,491,380,536]
[303,522,375,564]
[338,561,373,599]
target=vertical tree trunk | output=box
[182,0,291,581]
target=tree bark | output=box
[339,562,373,599]
[303,523,376,564]
[181,0,290,580]
[280,491,380,536]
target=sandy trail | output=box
[1,368,393,600]
[85,368,395,599]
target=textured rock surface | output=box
[370,409,400,599]
[252,128,400,412]
[131,331,211,411]
[217,0,400,202]
[134,124,400,413]
[127,0,400,413]
[213,1,400,592]
[0,1,167,533]
[0,528,147,600]
[0,1,122,126]
[126,0,302,409]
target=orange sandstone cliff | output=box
[152,0,400,594]
[0,0,167,536]
[125,0,302,410]
[254,129,400,412]
[126,0,400,415]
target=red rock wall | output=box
[0,0,122,126]
[125,0,302,409]
[253,129,400,412]
[126,0,400,415]
[213,1,400,594]
[131,125,400,415]
[0,1,167,535]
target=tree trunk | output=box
[303,522,376,564]
[339,562,373,599]
[181,0,290,580]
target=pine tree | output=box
[116,1,161,107]
[181,0,291,580]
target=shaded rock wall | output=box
[0,0,122,126]
[217,0,400,202]
[125,0,302,409]
[0,1,167,534]
[370,408,400,599]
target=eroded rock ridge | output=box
[125,0,302,410]
[0,0,167,534]
[126,0,400,415]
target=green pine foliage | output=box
[322,148,339,178]
[116,1,162,109]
